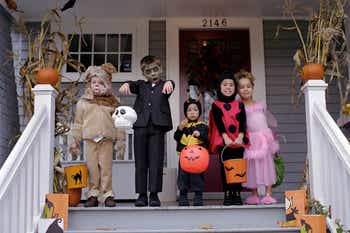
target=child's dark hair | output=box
[140,55,161,70]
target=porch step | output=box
[67,204,299,233]
[65,228,300,233]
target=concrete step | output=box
[67,204,297,232]
[65,228,300,233]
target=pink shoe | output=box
[245,195,260,205]
[260,195,277,205]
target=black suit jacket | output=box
[128,79,174,132]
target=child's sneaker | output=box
[260,195,277,205]
[245,195,260,205]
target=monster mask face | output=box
[142,62,162,83]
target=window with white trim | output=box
[67,33,133,73]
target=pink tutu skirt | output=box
[243,129,279,189]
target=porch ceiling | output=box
[15,0,318,20]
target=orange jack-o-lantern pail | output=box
[180,145,209,174]
[64,164,87,189]
[223,159,247,184]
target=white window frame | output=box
[57,18,149,82]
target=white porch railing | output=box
[303,80,350,231]
[0,85,57,233]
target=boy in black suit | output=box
[119,55,175,207]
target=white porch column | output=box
[301,80,328,201]
[33,84,58,201]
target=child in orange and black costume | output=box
[208,71,250,205]
[174,98,208,206]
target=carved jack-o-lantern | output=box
[223,159,247,183]
[180,145,209,174]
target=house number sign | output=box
[202,18,228,28]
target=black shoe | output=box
[105,196,116,207]
[135,193,148,207]
[178,190,190,206]
[232,192,243,205]
[84,196,98,207]
[149,192,161,207]
[223,191,233,206]
[193,191,203,206]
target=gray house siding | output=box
[149,20,166,80]
[0,5,19,167]
[263,20,340,201]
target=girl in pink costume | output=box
[236,70,279,205]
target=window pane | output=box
[81,54,92,69]
[121,34,132,52]
[120,54,132,72]
[107,34,119,52]
[66,54,79,72]
[69,34,79,52]
[94,34,105,52]
[107,54,119,72]
[81,34,92,52]
[94,54,105,66]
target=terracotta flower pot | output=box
[68,188,82,207]
[35,67,59,86]
[301,63,324,81]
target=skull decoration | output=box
[112,106,137,129]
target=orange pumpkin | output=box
[35,67,59,86]
[300,215,326,233]
[68,188,82,207]
[180,145,209,174]
[223,159,247,183]
[301,63,324,81]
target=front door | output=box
[179,29,251,193]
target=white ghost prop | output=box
[112,106,137,129]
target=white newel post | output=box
[302,80,328,202]
[33,85,58,203]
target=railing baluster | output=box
[33,140,40,220]
[18,164,26,233]
[11,175,19,233]
[3,193,10,233]
[27,149,34,232]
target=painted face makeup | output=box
[142,62,162,83]
[186,103,200,121]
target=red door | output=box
[179,29,251,192]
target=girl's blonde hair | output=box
[235,69,255,86]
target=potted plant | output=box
[277,0,349,111]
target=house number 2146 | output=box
[202,18,227,28]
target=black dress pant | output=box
[134,124,165,193]
[218,146,245,192]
